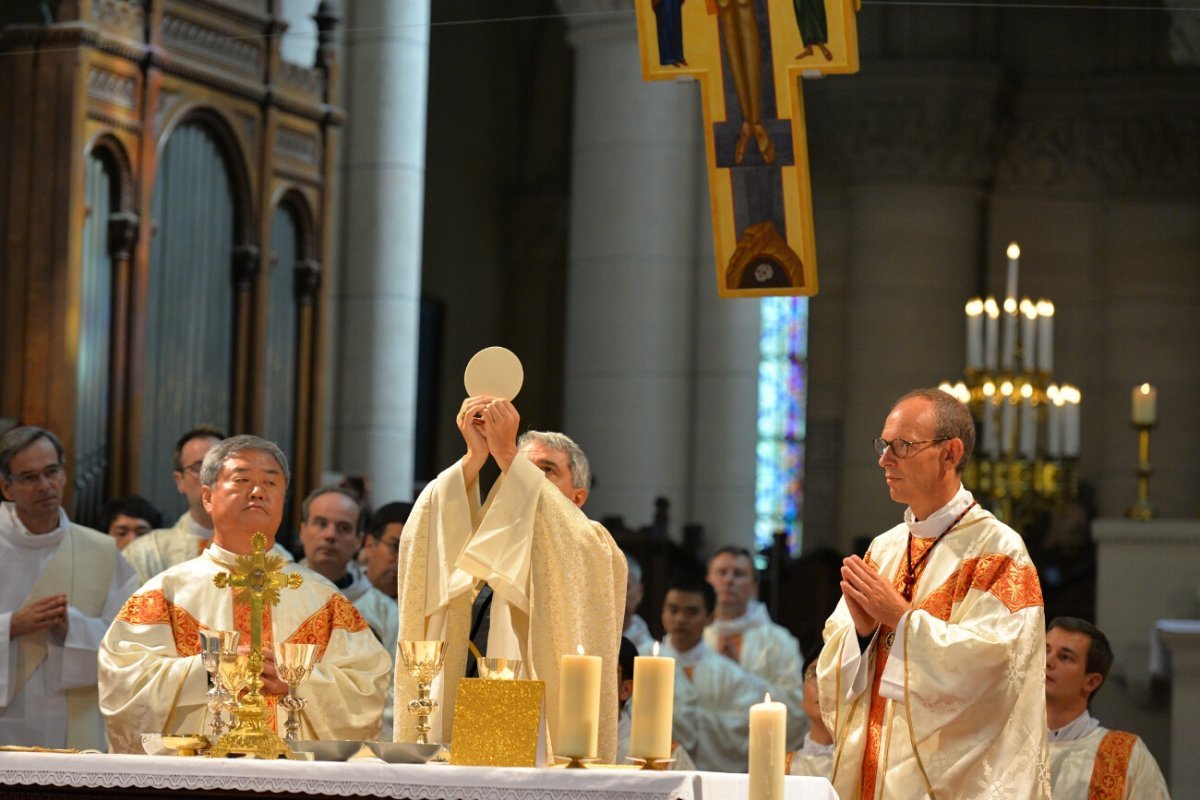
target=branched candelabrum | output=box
[399,640,446,745]
[275,642,319,743]
[198,629,240,738]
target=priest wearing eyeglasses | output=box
[816,388,1051,799]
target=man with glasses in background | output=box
[817,388,1051,799]
[0,426,139,750]
[124,424,289,583]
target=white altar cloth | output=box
[0,752,839,799]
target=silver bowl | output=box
[289,740,363,761]
[366,741,444,764]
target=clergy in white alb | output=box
[705,546,807,750]
[395,399,626,761]
[819,389,1050,799]
[1045,618,1170,799]
[98,436,390,753]
[298,486,399,737]
[648,576,770,773]
[124,425,293,584]
[0,426,140,751]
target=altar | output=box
[0,752,838,800]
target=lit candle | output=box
[1019,385,1036,460]
[748,693,786,800]
[1000,381,1015,455]
[1131,383,1156,426]
[629,642,674,760]
[1063,385,1081,457]
[1046,385,1062,459]
[1002,297,1018,371]
[1019,299,1037,373]
[557,645,602,758]
[965,298,984,371]
[981,381,998,456]
[984,297,1000,371]
[1005,242,1020,301]
[1036,300,1054,372]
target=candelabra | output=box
[943,243,1081,533]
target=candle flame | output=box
[764,692,772,703]
[939,382,953,394]
[652,641,660,656]
[576,644,585,656]
[1140,383,1152,394]
[965,298,984,315]
[1020,299,1037,319]
[1047,384,1060,402]
[1000,381,1013,396]
[1007,242,1020,260]
[1020,383,1033,399]
[1003,297,1018,314]
[984,297,999,317]
[983,381,996,397]
[1036,300,1055,316]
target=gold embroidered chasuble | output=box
[1049,726,1170,800]
[98,543,391,754]
[817,501,1051,800]
[395,455,626,761]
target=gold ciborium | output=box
[399,640,446,745]
[275,642,319,742]
[198,629,240,737]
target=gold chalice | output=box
[198,629,240,737]
[218,652,251,722]
[399,640,446,745]
[275,642,319,742]
[477,657,521,680]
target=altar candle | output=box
[1036,300,1054,372]
[1019,389,1037,460]
[557,645,601,758]
[1046,385,1062,459]
[1000,382,1015,455]
[1002,297,1018,371]
[984,298,1000,371]
[748,693,786,800]
[981,382,998,456]
[965,298,984,371]
[1020,299,1037,373]
[1132,383,1157,425]
[1063,386,1081,457]
[629,642,674,760]
[1005,242,1020,301]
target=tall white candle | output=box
[557,646,601,758]
[1000,382,1015,455]
[984,298,1000,371]
[1019,392,1037,460]
[1131,383,1157,425]
[1046,385,1062,459]
[1036,300,1054,372]
[748,693,786,800]
[1063,386,1081,457]
[965,298,984,371]
[1002,297,1018,371]
[629,643,674,760]
[1005,242,1020,301]
[1020,299,1037,373]
[981,382,998,456]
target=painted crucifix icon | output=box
[636,0,861,298]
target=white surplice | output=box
[818,485,1051,799]
[0,503,139,750]
[1048,710,1170,799]
[98,542,391,754]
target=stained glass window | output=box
[755,296,808,556]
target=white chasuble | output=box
[395,455,626,762]
[0,505,139,750]
[1049,723,1170,800]
[98,543,391,754]
[818,496,1051,800]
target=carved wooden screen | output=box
[264,203,300,462]
[74,151,118,527]
[139,120,237,517]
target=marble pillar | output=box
[557,0,703,531]
[332,0,429,499]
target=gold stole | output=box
[5,525,115,748]
[1089,730,1137,800]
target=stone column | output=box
[557,0,703,530]
[332,0,429,499]
[809,64,1003,549]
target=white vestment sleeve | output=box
[837,626,877,702]
[879,612,910,703]
[0,613,11,704]
[59,561,139,689]
[425,461,481,618]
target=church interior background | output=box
[1,0,1197,784]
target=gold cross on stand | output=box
[207,532,304,759]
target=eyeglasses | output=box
[179,460,204,477]
[872,437,950,459]
[9,463,64,487]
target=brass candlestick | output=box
[198,629,239,738]
[207,533,304,759]
[1126,424,1157,520]
[399,640,446,745]
[275,642,319,742]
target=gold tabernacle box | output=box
[450,678,544,767]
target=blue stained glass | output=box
[755,296,808,555]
